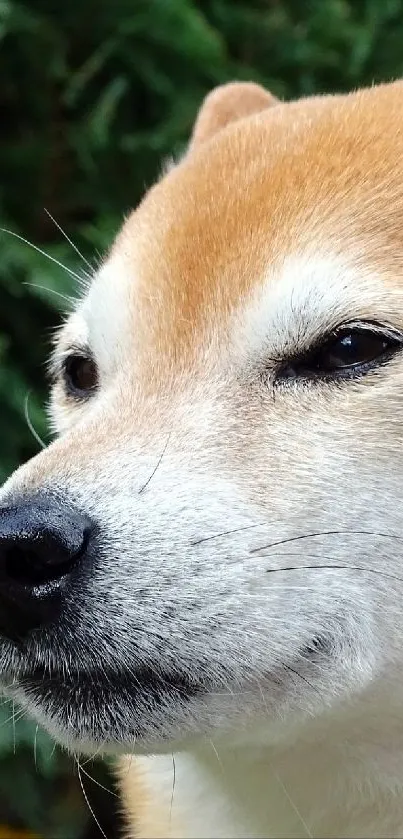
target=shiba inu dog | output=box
[2,79,403,837]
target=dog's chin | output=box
[7,663,293,758]
[3,636,336,757]
[7,664,205,756]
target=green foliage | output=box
[1,0,403,834]
[0,703,88,837]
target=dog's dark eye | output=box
[64,354,98,397]
[310,329,392,371]
[278,326,401,382]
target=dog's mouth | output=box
[2,628,335,753]
[18,663,200,705]
[8,662,201,747]
[8,633,331,714]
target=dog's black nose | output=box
[0,498,92,641]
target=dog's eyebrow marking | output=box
[81,257,132,372]
[232,252,400,369]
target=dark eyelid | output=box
[303,320,403,359]
[273,320,403,386]
[329,321,403,343]
[289,321,403,366]
[265,321,403,372]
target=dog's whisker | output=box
[33,724,39,772]
[208,738,225,776]
[283,664,320,697]
[251,529,403,555]
[12,700,16,754]
[252,675,270,717]
[138,432,172,494]
[261,561,403,585]
[24,391,46,450]
[80,739,107,765]
[0,706,27,729]
[77,761,118,798]
[169,753,176,824]
[23,281,78,309]
[0,227,85,284]
[44,208,94,277]
[125,753,134,779]
[76,756,108,839]
[191,521,266,547]
[273,770,312,838]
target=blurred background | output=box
[1,0,403,835]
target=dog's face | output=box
[1,81,403,754]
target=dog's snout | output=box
[0,497,92,641]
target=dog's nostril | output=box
[3,530,90,586]
[0,497,93,640]
[5,545,54,586]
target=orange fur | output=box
[117,758,184,838]
[107,80,403,390]
[189,81,278,148]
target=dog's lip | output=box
[17,663,200,702]
[4,663,203,750]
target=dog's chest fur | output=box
[118,704,403,838]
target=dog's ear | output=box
[189,82,278,149]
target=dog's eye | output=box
[277,325,401,382]
[309,329,392,371]
[63,354,98,398]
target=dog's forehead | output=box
[82,82,403,378]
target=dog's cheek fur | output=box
[2,362,399,750]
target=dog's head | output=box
[1,80,403,754]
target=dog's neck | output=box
[141,692,403,838]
